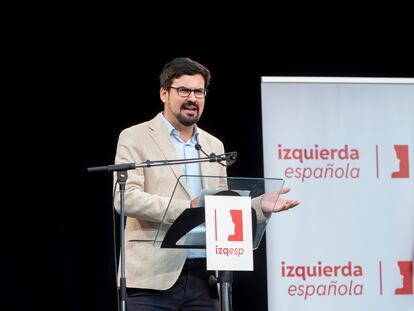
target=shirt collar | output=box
[160,112,199,142]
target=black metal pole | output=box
[87,152,237,173]
[116,170,128,311]
[219,271,233,311]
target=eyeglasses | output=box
[169,86,207,99]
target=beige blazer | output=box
[114,114,227,290]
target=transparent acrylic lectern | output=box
[154,175,284,311]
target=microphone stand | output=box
[220,271,233,311]
[87,152,236,311]
[209,271,233,311]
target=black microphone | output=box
[226,151,237,166]
[195,144,237,167]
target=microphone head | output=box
[195,143,202,151]
[225,151,238,166]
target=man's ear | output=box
[160,88,168,103]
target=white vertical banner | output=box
[261,77,414,311]
[205,195,253,271]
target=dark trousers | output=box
[125,258,219,311]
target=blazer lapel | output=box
[148,115,190,197]
[198,132,215,190]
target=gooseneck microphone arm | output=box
[195,143,219,162]
[195,143,237,167]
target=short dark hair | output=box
[159,57,211,89]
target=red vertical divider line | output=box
[379,260,383,295]
[214,209,218,241]
[376,145,380,178]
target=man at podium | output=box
[113,57,299,310]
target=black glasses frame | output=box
[168,86,207,99]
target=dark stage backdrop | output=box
[8,34,412,311]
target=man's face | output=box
[160,74,206,130]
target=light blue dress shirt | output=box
[160,113,206,258]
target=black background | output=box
[7,16,413,311]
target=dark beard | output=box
[177,113,199,126]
